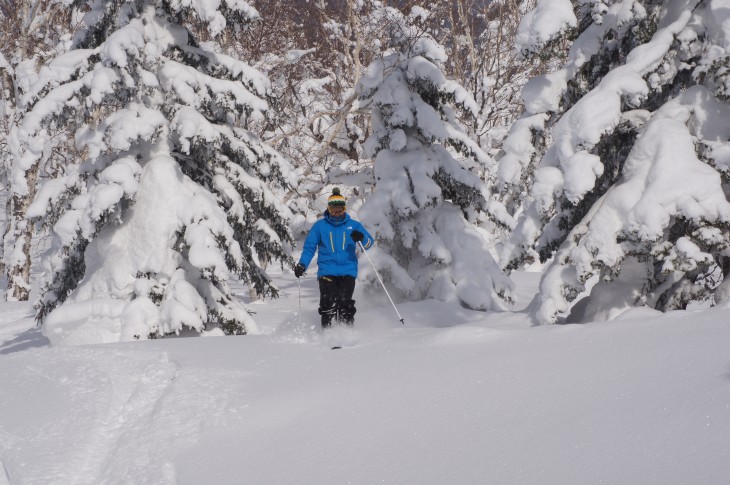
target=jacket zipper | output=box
[342,233,346,250]
[329,232,335,252]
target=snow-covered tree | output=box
[500,0,730,323]
[428,0,547,239]
[437,0,542,151]
[237,0,389,237]
[13,0,295,344]
[356,6,513,311]
[230,0,540,246]
[0,0,75,300]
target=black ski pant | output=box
[318,275,357,328]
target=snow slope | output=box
[0,269,728,484]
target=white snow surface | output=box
[1,269,729,484]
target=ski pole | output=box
[358,241,405,325]
[297,275,303,328]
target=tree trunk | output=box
[7,162,39,301]
[0,56,15,288]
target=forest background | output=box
[2,0,730,343]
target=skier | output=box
[294,188,374,328]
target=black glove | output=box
[294,263,305,278]
[351,230,364,243]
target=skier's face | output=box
[328,205,345,216]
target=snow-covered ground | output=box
[1,269,729,484]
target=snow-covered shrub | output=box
[13,0,294,344]
[500,0,730,323]
[355,6,513,311]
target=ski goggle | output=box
[328,205,345,214]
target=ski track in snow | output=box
[0,458,10,485]
[66,352,179,484]
[0,347,248,484]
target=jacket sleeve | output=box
[357,222,374,250]
[298,224,319,269]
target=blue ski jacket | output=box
[298,211,374,278]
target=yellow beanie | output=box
[327,188,346,207]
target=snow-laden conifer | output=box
[14,0,294,344]
[500,0,730,323]
[355,6,513,311]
